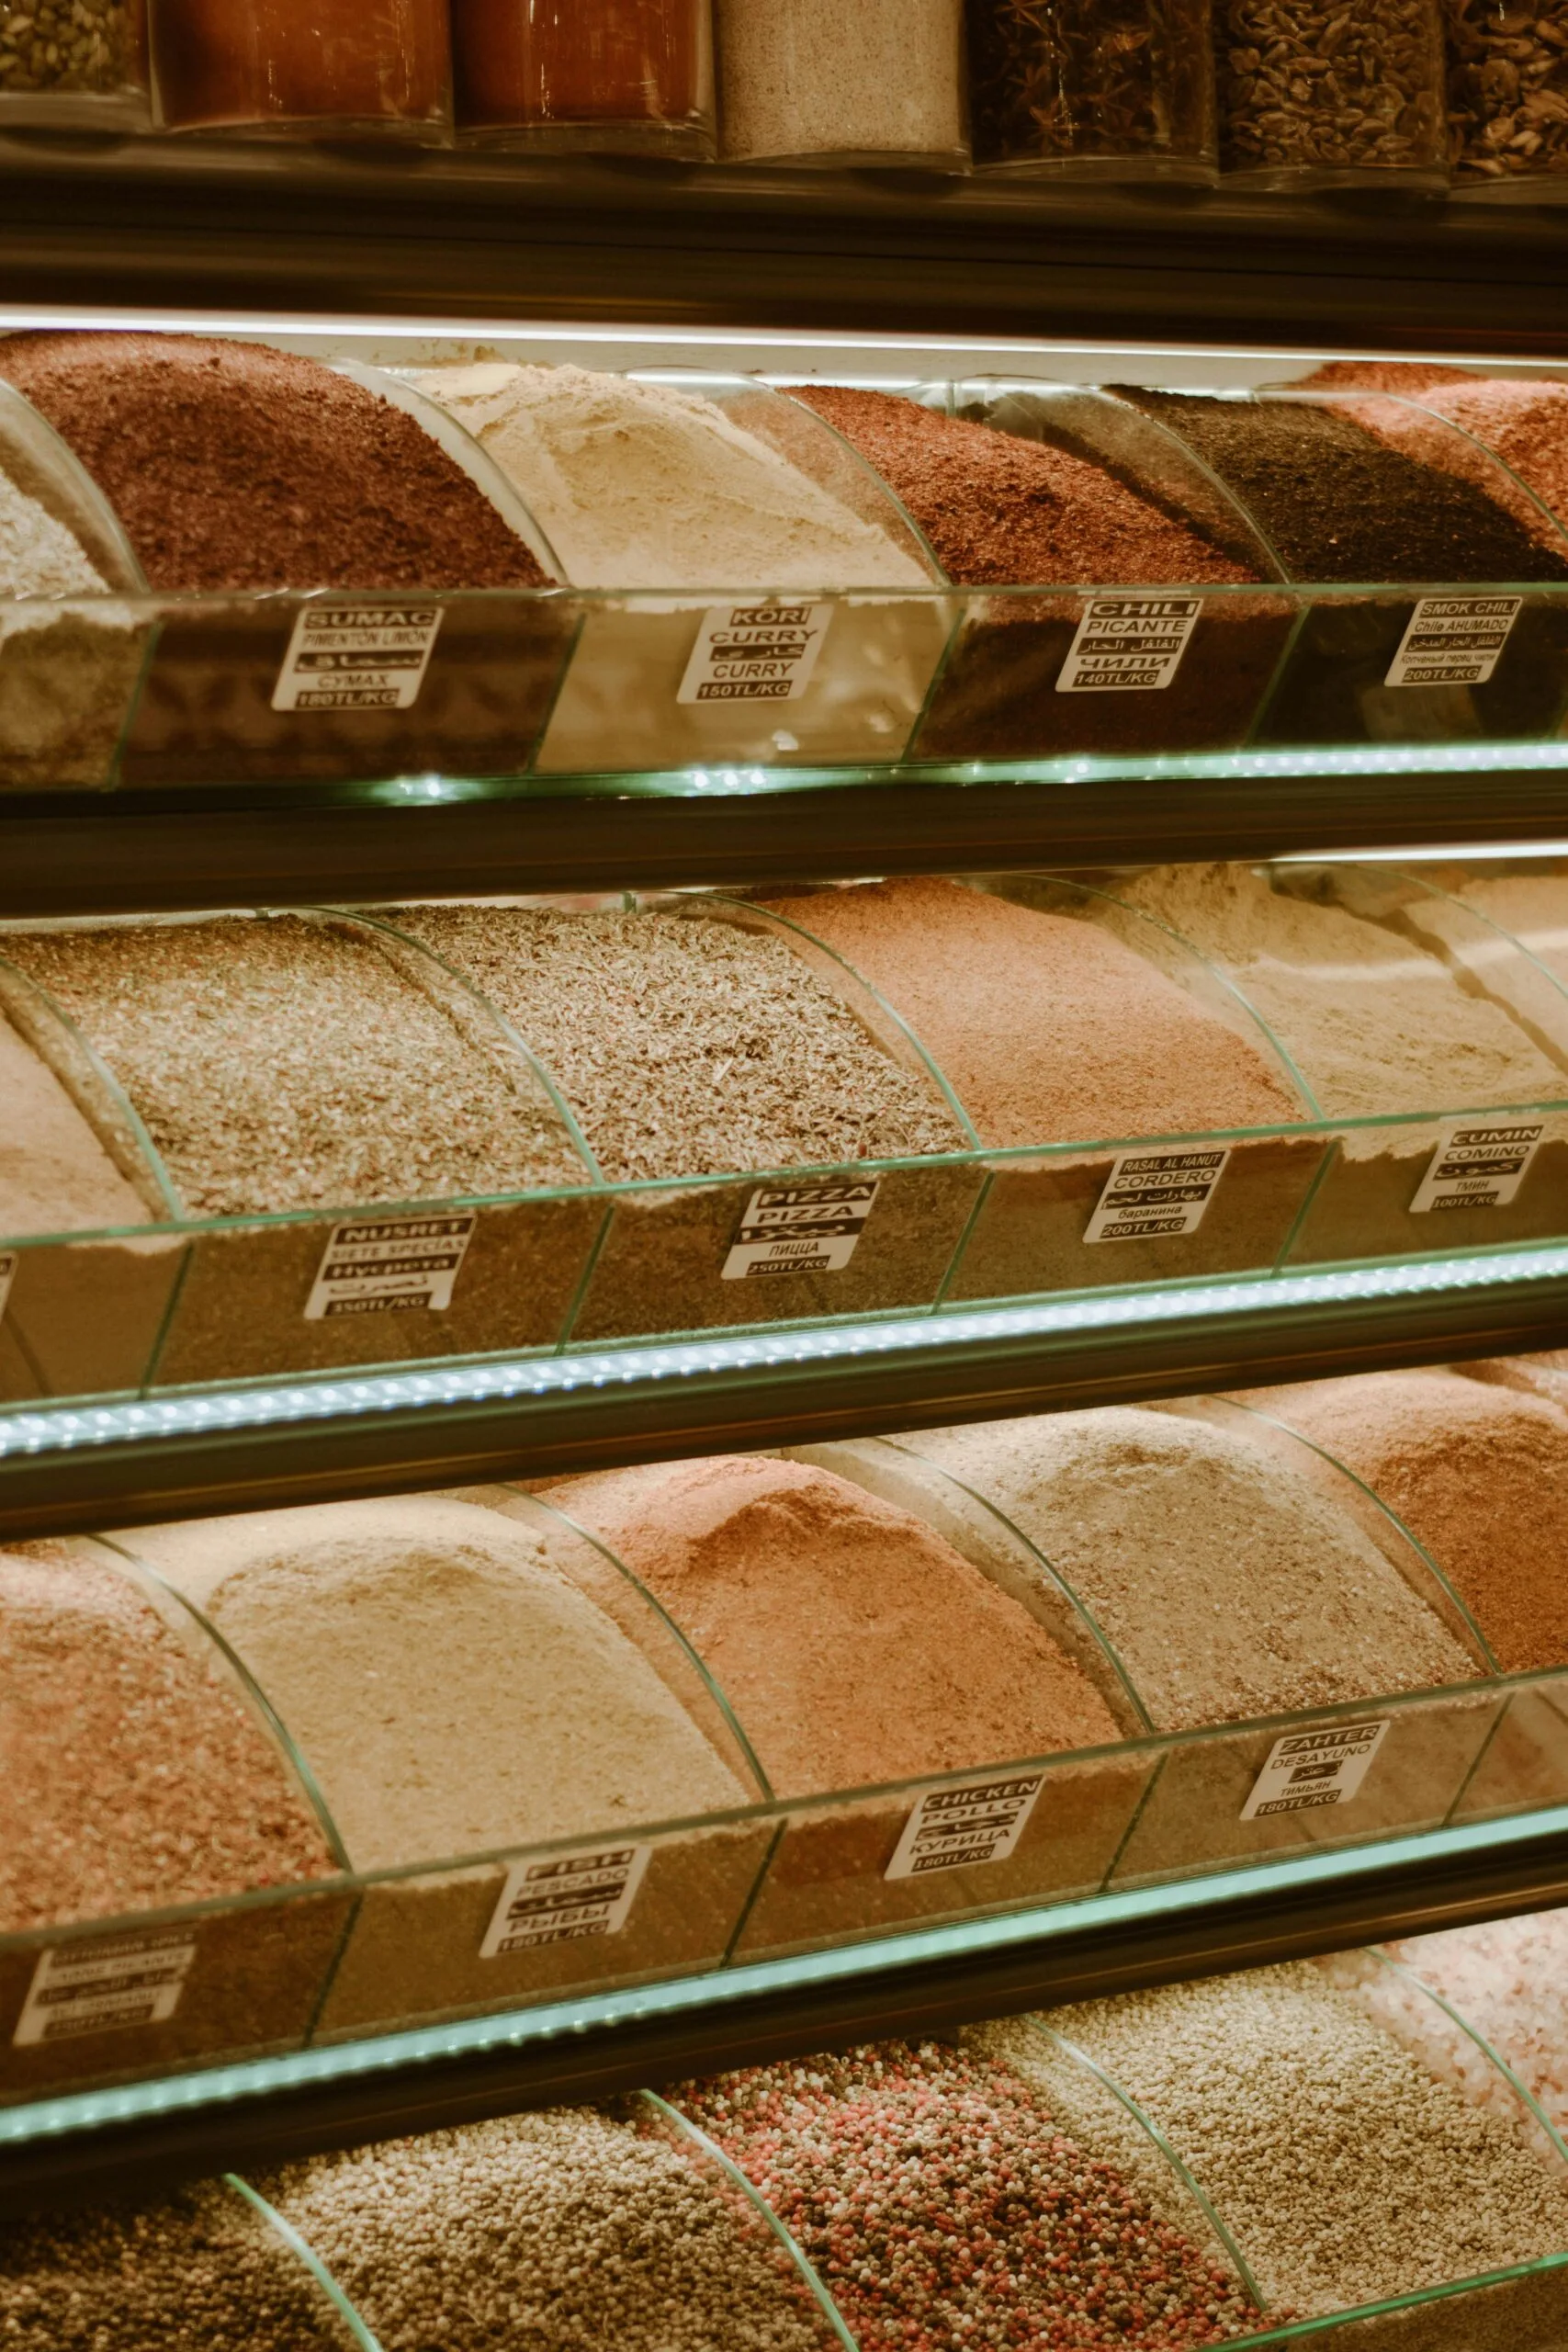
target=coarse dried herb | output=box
[0,0,134,96]
[965,0,1216,169]
[1448,0,1568,182]
[1217,0,1446,177]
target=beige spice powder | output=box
[901,1407,1472,1731]
[0,1012,150,1238]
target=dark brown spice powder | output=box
[0,334,550,594]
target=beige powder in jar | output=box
[121,1496,746,1872]
[716,0,966,165]
[900,1407,1472,1730]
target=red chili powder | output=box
[766,876,1304,1148]
[150,0,449,132]
[0,334,549,594]
[539,1453,1120,1797]
[1242,1369,1568,1674]
[784,384,1258,587]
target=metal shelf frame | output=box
[4,140,1568,353]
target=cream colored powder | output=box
[901,1407,1472,1731]
[414,363,931,590]
[0,1012,150,1236]
[120,1496,745,1871]
[0,465,105,599]
[1112,863,1568,1125]
[1459,873,1568,989]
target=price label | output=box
[1240,1722,1389,1822]
[272,604,444,713]
[886,1772,1044,1882]
[304,1213,476,1320]
[480,1844,653,1957]
[678,604,833,705]
[1057,597,1202,693]
[722,1179,879,1280]
[15,1930,197,2047]
[1409,1121,1545,1215]
[1385,597,1521,689]
[1085,1148,1230,1244]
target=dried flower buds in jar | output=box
[0,0,147,126]
[1217,0,1448,187]
[452,0,716,157]
[965,0,1218,182]
[1448,0,1568,192]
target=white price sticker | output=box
[480,1844,653,1957]
[1240,1722,1389,1822]
[722,1179,879,1281]
[1085,1148,1230,1244]
[15,1931,197,2047]
[1385,596,1521,688]
[272,603,444,713]
[303,1213,476,1320]
[678,603,833,705]
[1410,1121,1545,1215]
[0,1250,15,1323]
[1057,597,1202,693]
[885,1772,1044,1882]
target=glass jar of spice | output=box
[1216,0,1448,190]
[149,0,452,141]
[452,0,716,157]
[1448,0,1568,199]
[716,0,969,169]
[964,0,1217,183]
[0,0,149,130]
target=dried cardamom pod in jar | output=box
[964,0,1217,183]
[1447,0,1568,198]
[0,0,148,128]
[1217,0,1448,188]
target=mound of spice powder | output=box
[0,1012,151,1237]
[1116,390,1568,583]
[0,2178,360,2352]
[256,2106,832,2352]
[765,877,1304,1148]
[5,913,581,1219]
[0,1542,334,1935]
[1240,1370,1568,1674]
[1053,1962,1568,2317]
[902,1406,1472,1731]
[123,1496,747,1871]
[0,333,550,593]
[784,385,1256,587]
[673,2038,1256,2351]
[1390,1906,1568,2139]
[1457,869,1568,988]
[538,1454,1119,1797]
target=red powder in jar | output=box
[453,0,706,132]
[150,0,449,132]
[0,333,549,594]
[785,383,1257,586]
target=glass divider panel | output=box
[225,2174,385,2352]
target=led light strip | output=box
[6,1803,1565,2148]
[5,1242,1567,1464]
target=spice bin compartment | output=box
[1100,1398,1506,1885]
[728,1436,1154,1962]
[0,0,150,130]
[928,876,1326,1306]
[0,1537,352,2107]
[280,1488,776,2041]
[562,893,985,1343]
[533,379,955,775]
[1214,0,1448,194]
[714,0,968,170]
[1450,1677,1568,1826]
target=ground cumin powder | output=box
[540,1454,1119,1797]
[1242,1370,1568,1674]
[767,876,1303,1148]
